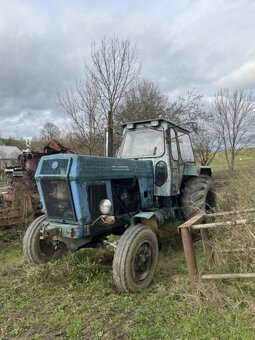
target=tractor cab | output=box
[118,119,196,196]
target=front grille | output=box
[88,184,107,219]
[40,178,76,221]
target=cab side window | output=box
[177,132,195,162]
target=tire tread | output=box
[113,225,158,292]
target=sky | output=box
[0,0,254,138]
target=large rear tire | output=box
[23,215,67,264]
[113,224,159,292]
[181,175,216,220]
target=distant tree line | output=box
[0,137,26,151]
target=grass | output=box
[211,147,255,172]
[1,150,255,339]
[1,224,255,339]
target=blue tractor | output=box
[23,119,216,292]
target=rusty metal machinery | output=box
[0,139,74,228]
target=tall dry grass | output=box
[197,170,255,305]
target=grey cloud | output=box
[0,0,255,137]
[214,60,255,90]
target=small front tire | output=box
[113,224,159,292]
[23,215,67,264]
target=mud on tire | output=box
[181,175,216,220]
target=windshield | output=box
[120,128,164,158]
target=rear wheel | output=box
[181,175,216,220]
[23,215,67,264]
[113,224,159,292]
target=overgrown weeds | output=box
[1,170,255,338]
[213,170,255,272]
[192,170,255,307]
[215,169,255,211]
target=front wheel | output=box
[113,224,159,292]
[23,215,67,264]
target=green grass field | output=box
[1,150,255,339]
[211,147,255,172]
[1,227,255,339]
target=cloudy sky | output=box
[0,0,254,138]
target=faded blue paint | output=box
[35,153,154,226]
[70,154,153,181]
[36,181,46,211]
[33,119,210,242]
[70,181,90,224]
[138,177,154,208]
[35,154,72,217]
[36,155,72,178]
[46,222,85,238]
[36,153,153,181]
[71,180,114,224]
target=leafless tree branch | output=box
[212,88,255,170]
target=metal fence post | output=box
[180,226,199,293]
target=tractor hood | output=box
[35,154,154,225]
[35,154,153,181]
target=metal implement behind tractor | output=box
[23,119,216,292]
[0,140,74,228]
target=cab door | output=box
[168,128,184,195]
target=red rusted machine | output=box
[0,140,74,227]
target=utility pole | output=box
[105,110,113,157]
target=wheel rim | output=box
[132,240,154,283]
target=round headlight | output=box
[99,199,112,215]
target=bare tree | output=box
[213,89,255,170]
[116,85,206,127]
[40,122,61,142]
[115,79,169,124]
[165,90,209,127]
[192,127,221,165]
[86,37,140,156]
[114,85,209,150]
[114,80,169,149]
[58,82,104,155]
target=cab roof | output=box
[122,118,190,133]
